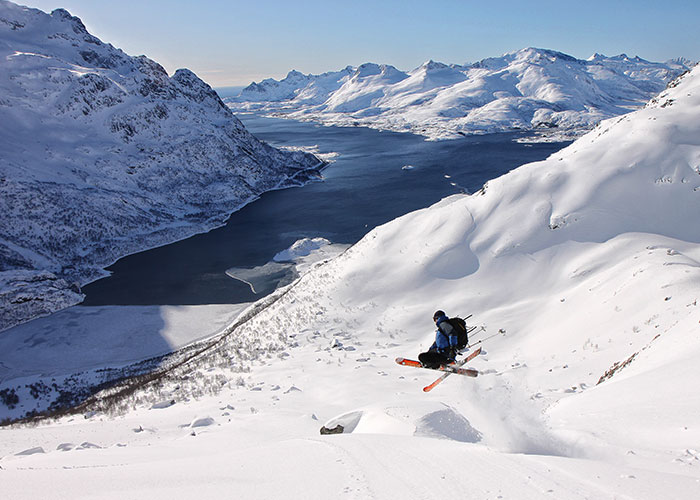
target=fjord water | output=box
[81,115,569,305]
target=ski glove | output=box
[448,346,458,361]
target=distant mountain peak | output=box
[667,56,696,67]
[354,62,381,77]
[513,47,580,63]
[587,52,607,61]
[50,6,87,31]
[284,69,308,80]
[229,47,691,141]
[419,59,450,71]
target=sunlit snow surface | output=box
[228,49,692,142]
[2,61,699,499]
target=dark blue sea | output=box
[81,115,569,305]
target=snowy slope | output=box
[229,48,691,141]
[2,61,699,499]
[0,1,323,331]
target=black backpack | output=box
[448,317,469,349]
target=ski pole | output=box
[466,328,506,349]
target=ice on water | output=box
[226,237,349,294]
[225,262,298,295]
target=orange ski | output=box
[395,346,481,391]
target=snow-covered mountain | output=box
[228,48,692,140]
[2,56,699,499]
[0,1,323,331]
[239,67,355,104]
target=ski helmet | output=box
[433,310,445,321]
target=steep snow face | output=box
[392,60,467,95]
[228,47,692,140]
[0,1,323,330]
[323,63,409,113]
[0,58,699,500]
[170,63,699,480]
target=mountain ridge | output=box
[0,0,323,331]
[228,47,694,141]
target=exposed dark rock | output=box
[320,424,345,435]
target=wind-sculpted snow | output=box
[321,402,482,442]
[228,48,692,141]
[0,1,323,330]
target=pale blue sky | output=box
[18,0,700,87]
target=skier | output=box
[418,310,459,369]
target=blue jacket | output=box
[430,315,458,353]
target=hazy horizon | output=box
[14,0,700,88]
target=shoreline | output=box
[0,160,326,333]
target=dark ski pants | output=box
[418,350,452,369]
